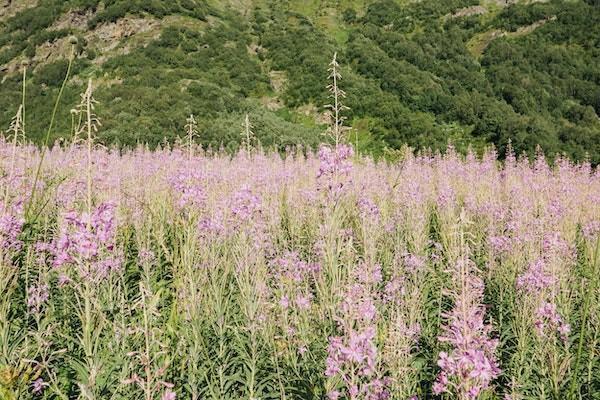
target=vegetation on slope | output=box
[0,0,599,161]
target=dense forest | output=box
[0,0,599,162]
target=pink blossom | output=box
[295,293,312,310]
[27,284,49,314]
[516,259,555,293]
[31,378,48,394]
[535,301,570,343]
[161,389,176,400]
[435,259,500,399]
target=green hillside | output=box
[0,0,599,161]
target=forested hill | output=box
[1,0,599,162]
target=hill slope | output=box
[0,0,599,161]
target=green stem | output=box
[25,46,74,220]
[22,65,26,138]
[568,236,600,398]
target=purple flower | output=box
[516,259,555,293]
[27,284,49,314]
[279,295,289,309]
[0,206,23,253]
[582,220,600,241]
[49,202,121,283]
[435,259,500,399]
[402,253,426,273]
[326,259,386,399]
[295,293,312,310]
[230,187,261,222]
[169,169,206,209]
[317,144,354,198]
[534,301,570,343]
[32,378,48,394]
[433,372,448,395]
[161,389,176,400]
[358,197,380,220]
[328,390,341,400]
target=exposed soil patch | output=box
[467,16,556,58]
[450,5,488,18]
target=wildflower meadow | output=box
[0,47,599,400]
[1,134,599,399]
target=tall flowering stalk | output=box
[0,203,24,260]
[44,203,122,399]
[318,52,353,202]
[381,249,426,398]
[184,114,199,163]
[241,114,255,156]
[508,230,575,397]
[434,220,500,399]
[270,251,320,359]
[325,262,389,400]
[4,105,24,207]
[73,79,101,217]
[325,52,349,149]
[123,250,176,400]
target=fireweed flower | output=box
[326,262,389,400]
[340,283,377,324]
[197,212,225,240]
[383,275,405,303]
[435,259,500,399]
[325,327,378,379]
[279,295,290,309]
[49,202,122,282]
[27,284,49,314]
[582,220,600,241]
[354,261,383,286]
[230,187,261,222]
[168,169,206,209]
[317,144,354,199]
[399,253,426,274]
[2,137,600,399]
[516,258,555,293]
[357,197,380,221]
[31,378,48,394]
[0,204,23,254]
[534,302,570,343]
[161,389,176,400]
[542,231,575,260]
[295,293,313,310]
[270,251,320,353]
[515,232,573,345]
[270,251,321,283]
[270,252,320,316]
[228,186,270,251]
[488,235,513,256]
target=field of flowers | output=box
[1,140,599,400]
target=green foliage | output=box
[0,0,598,162]
[88,0,211,28]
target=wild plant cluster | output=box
[0,136,599,400]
